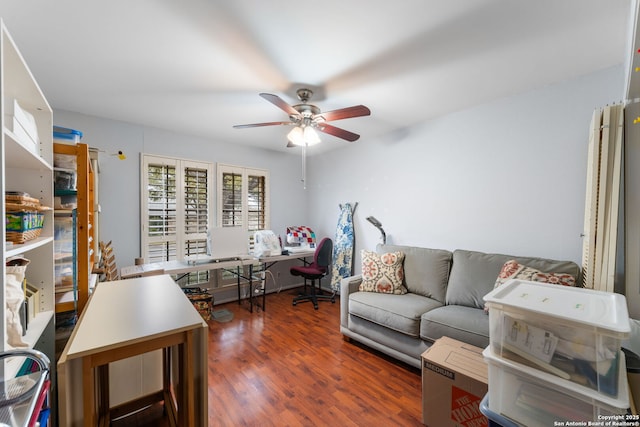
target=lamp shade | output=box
[303,127,321,145]
[287,126,321,146]
[287,126,304,145]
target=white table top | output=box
[258,249,315,262]
[121,251,315,279]
[63,274,206,359]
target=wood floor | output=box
[116,288,424,426]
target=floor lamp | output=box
[366,216,386,244]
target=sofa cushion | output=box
[349,292,443,338]
[376,244,451,303]
[359,250,406,294]
[446,249,580,309]
[420,305,490,349]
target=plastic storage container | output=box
[483,347,628,427]
[54,169,77,191]
[479,394,519,427]
[53,126,82,144]
[484,279,630,397]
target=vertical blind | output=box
[581,104,624,292]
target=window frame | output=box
[216,163,270,232]
[140,154,214,285]
[216,163,270,286]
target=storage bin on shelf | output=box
[5,192,50,244]
[52,125,82,145]
[483,279,630,398]
[54,169,77,191]
[482,347,628,427]
[5,99,39,155]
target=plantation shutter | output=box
[216,164,269,285]
[145,160,178,262]
[142,156,213,283]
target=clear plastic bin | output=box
[484,279,630,397]
[53,126,83,144]
[483,347,628,427]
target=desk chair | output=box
[291,237,335,310]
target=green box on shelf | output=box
[6,211,45,243]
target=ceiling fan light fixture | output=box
[303,126,321,145]
[287,125,321,146]
[287,126,304,145]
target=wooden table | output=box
[57,275,208,426]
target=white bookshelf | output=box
[1,19,55,378]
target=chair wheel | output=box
[292,301,297,306]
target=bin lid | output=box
[53,126,83,140]
[484,279,630,335]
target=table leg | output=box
[178,330,195,426]
[98,364,110,426]
[236,265,242,305]
[261,263,266,311]
[249,263,254,313]
[82,358,95,427]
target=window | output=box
[217,163,269,232]
[141,154,213,285]
[217,164,270,285]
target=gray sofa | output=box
[339,244,581,369]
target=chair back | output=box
[314,238,333,269]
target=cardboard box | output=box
[422,337,488,427]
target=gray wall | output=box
[52,110,307,274]
[54,65,624,297]
[306,65,625,271]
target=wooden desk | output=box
[57,275,208,427]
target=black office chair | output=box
[291,237,334,310]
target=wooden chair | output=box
[97,241,119,281]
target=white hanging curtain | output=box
[581,104,624,291]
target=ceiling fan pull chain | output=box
[301,144,307,190]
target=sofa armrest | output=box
[340,275,362,328]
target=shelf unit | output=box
[1,19,55,375]
[53,142,95,315]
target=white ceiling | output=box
[0,0,633,154]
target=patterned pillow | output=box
[359,250,407,294]
[495,259,576,288]
[485,259,576,313]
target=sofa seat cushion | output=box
[421,305,490,349]
[349,291,443,338]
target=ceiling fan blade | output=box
[317,123,360,142]
[320,105,371,122]
[259,93,300,117]
[233,121,292,129]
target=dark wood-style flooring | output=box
[114,288,424,426]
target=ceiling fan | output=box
[233,88,371,147]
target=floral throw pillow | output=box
[359,250,407,294]
[494,259,576,289]
[485,259,576,313]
